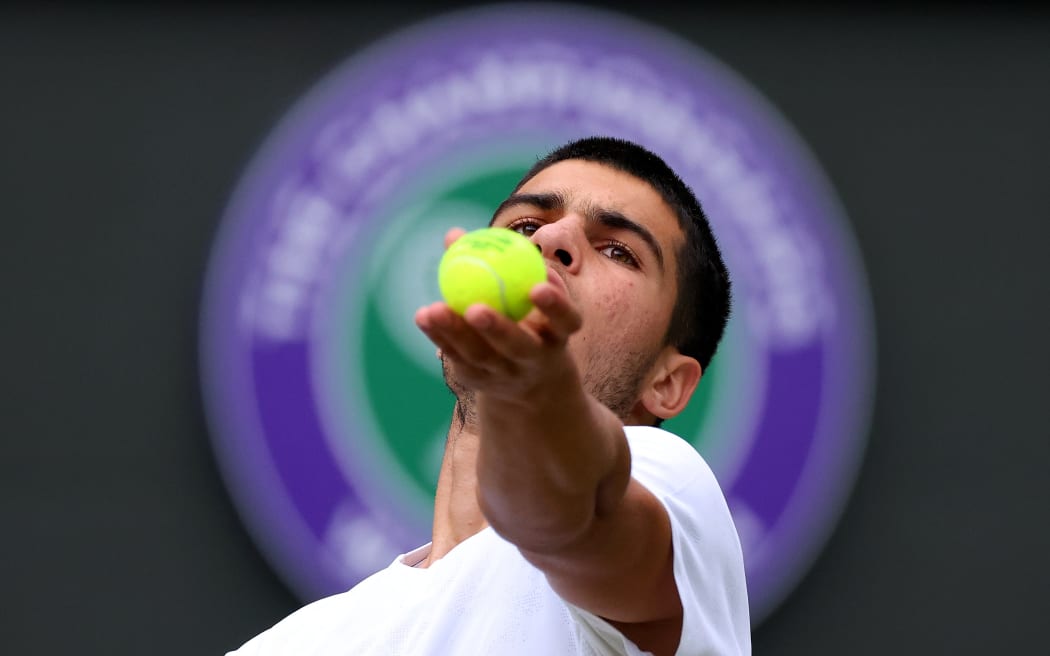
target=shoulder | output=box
[623,425,720,499]
[624,425,752,654]
[623,424,737,547]
[225,561,404,655]
[226,593,348,655]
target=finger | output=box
[419,303,517,375]
[422,327,490,383]
[528,281,582,343]
[416,303,459,354]
[414,301,448,334]
[444,227,468,250]
[462,303,542,359]
[417,305,481,369]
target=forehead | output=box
[517,159,683,248]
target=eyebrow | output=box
[491,192,566,220]
[491,191,666,271]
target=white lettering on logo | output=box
[247,50,830,347]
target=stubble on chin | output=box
[441,353,477,432]
[440,343,655,430]
[582,346,656,423]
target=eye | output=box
[599,242,639,268]
[506,217,542,237]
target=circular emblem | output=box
[201,5,875,623]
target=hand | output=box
[414,228,584,403]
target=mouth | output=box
[545,266,569,295]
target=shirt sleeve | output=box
[624,425,751,655]
[562,426,751,655]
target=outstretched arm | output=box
[416,231,682,654]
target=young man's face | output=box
[489,159,685,420]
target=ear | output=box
[638,348,703,421]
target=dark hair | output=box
[515,136,731,372]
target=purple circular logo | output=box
[200,5,875,623]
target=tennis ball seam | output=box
[449,255,510,316]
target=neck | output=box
[423,404,487,567]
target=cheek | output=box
[597,277,661,325]
[571,270,669,352]
[590,285,653,341]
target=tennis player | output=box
[228,137,750,655]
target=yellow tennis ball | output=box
[438,227,547,320]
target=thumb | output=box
[444,227,468,250]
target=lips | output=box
[545,266,569,296]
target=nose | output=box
[531,220,582,273]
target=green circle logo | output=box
[201,5,875,623]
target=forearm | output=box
[474,364,632,553]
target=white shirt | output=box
[227,426,751,655]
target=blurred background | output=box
[2,2,1048,654]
